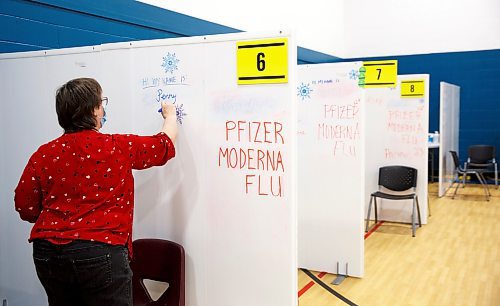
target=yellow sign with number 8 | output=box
[401,80,425,98]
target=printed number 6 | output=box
[257,52,266,71]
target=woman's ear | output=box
[93,106,102,129]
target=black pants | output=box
[33,239,132,306]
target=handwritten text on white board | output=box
[219,120,285,197]
[384,105,426,159]
[317,99,361,158]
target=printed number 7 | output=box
[376,68,382,80]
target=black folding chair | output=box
[465,145,498,189]
[365,165,421,237]
[450,151,490,201]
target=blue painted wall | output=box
[0,0,237,51]
[0,0,338,63]
[1,0,498,167]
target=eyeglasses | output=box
[101,97,109,107]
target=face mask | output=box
[100,108,107,127]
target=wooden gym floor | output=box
[298,183,500,306]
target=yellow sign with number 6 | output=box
[237,38,288,85]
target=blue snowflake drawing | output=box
[297,83,313,101]
[161,52,180,74]
[175,103,187,124]
[349,69,359,80]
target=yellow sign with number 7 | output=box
[360,60,397,88]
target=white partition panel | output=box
[0,47,101,306]
[0,32,297,306]
[365,75,429,225]
[297,62,365,277]
[127,34,298,306]
[439,82,460,197]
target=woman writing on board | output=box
[14,77,178,305]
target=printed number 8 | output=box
[257,52,266,71]
[410,85,415,92]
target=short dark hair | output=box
[56,78,102,133]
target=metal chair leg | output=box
[452,175,461,199]
[374,197,378,223]
[416,196,422,227]
[481,173,491,196]
[365,196,373,232]
[476,172,490,201]
[495,162,498,189]
[411,198,416,237]
[463,163,468,187]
